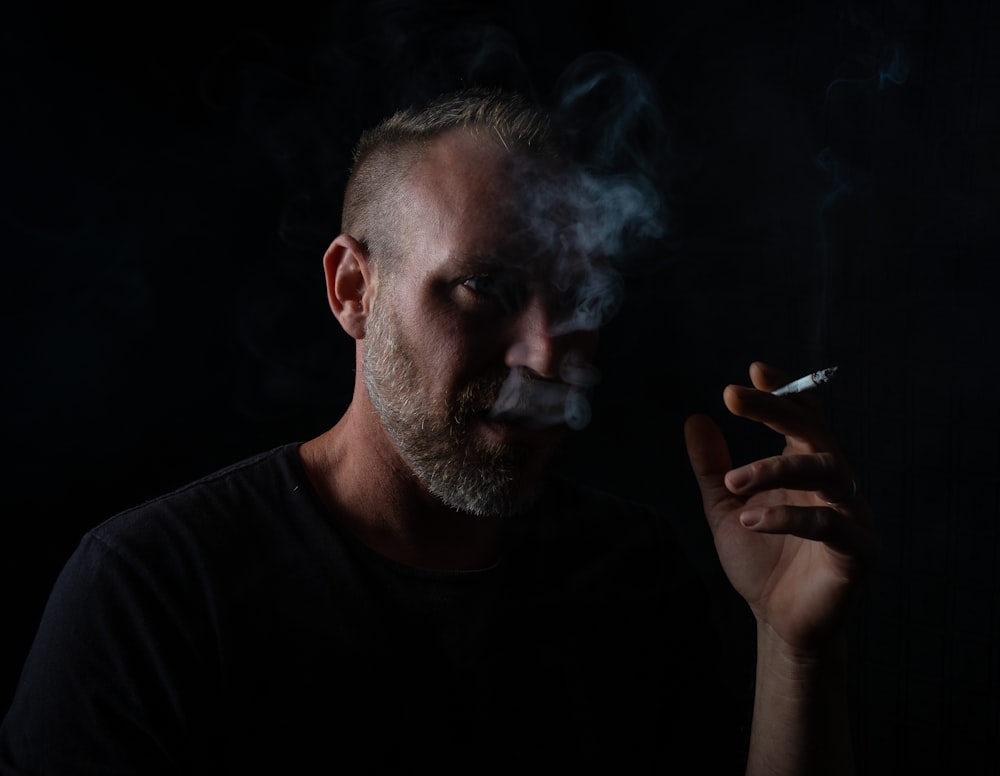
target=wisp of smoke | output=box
[486,52,670,430]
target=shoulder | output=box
[42,441,334,651]
[84,442,319,569]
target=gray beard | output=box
[362,299,541,517]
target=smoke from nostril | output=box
[488,354,596,431]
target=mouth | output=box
[488,371,592,426]
[487,407,565,430]
[477,413,568,448]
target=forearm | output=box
[746,624,854,776]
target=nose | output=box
[505,295,597,380]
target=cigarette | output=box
[771,366,838,396]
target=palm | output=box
[707,477,855,646]
[684,365,873,650]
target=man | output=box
[1,87,875,774]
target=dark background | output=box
[3,1,998,773]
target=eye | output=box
[462,275,500,297]
[459,274,526,313]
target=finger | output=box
[722,383,833,449]
[748,361,790,392]
[739,504,878,560]
[684,414,738,527]
[749,361,826,408]
[724,452,852,502]
[822,476,860,507]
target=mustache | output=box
[455,353,600,431]
[488,372,591,430]
[489,359,599,431]
[454,373,509,418]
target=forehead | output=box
[405,129,515,244]
[398,130,584,268]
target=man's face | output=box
[362,130,604,517]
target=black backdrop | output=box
[3,2,999,773]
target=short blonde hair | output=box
[341,87,564,274]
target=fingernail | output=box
[726,468,751,491]
[740,510,762,528]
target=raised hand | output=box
[684,361,877,650]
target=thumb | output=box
[683,414,736,530]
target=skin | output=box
[685,360,877,775]
[302,127,877,774]
[300,129,597,570]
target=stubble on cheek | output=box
[363,303,539,515]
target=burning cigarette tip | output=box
[772,366,838,396]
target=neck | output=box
[299,394,504,571]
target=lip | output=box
[477,415,568,448]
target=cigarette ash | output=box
[772,366,839,396]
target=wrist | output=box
[755,621,849,685]
[748,623,855,776]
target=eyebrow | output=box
[449,252,515,274]
[447,249,572,287]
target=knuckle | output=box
[812,507,834,533]
[815,451,840,476]
[755,456,784,480]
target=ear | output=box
[323,234,374,340]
